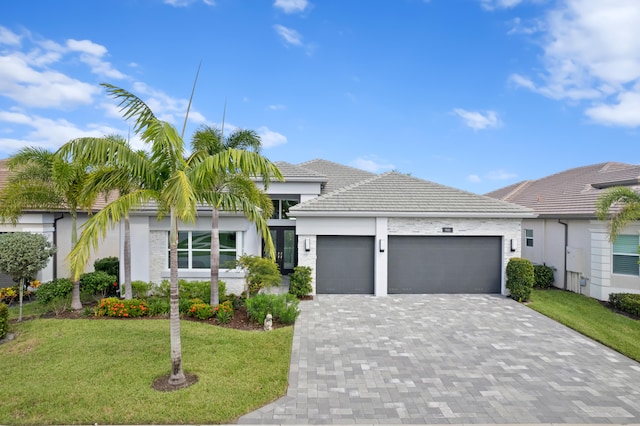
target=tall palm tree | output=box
[596,186,640,240]
[0,147,96,310]
[60,83,198,387]
[76,134,147,300]
[188,125,281,306]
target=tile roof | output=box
[290,171,534,217]
[485,162,640,218]
[272,161,327,182]
[297,159,376,194]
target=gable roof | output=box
[272,161,327,183]
[297,159,376,194]
[485,162,640,218]
[290,171,534,218]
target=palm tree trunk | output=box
[210,207,220,306]
[168,210,186,386]
[70,210,82,310]
[123,214,132,300]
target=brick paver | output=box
[238,294,640,424]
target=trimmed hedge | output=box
[506,257,534,302]
[289,266,313,298]
[609,293,640,318]
[36,278,73,305]
[533,264,555,289]
[0,303,8,339]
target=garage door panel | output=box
[316,236,374,294]
[388,236,501,294]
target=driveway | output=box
[238,294,640,424]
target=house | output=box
[2,157,535,296]
[486,162,640,301]
[0,159,120,287]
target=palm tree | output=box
[0,147,96,310]
[188,125,282,306]
[59,83,198,387]
[76,134,147,300]
[596,186,640,240]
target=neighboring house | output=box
[486,162,640,301]
[0,159,120,286]
[2,157,535,296]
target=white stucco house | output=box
[486,162,640,301]
[2,158,535,296]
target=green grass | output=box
[528,289,640,362]
[7,300,50,320]
[0,318,293,425]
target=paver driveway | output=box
[238,294,640,424]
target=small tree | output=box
[0,232,56,321]
[237,255,281,298]
[289,266,313,298]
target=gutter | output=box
[558,220,568,290]
[53,213,65,280]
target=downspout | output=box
[53,213,65,280]
[558,220,568,290]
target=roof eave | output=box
[289,210,537,219]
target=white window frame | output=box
[612,234,640,276]
[525,229,534,247]
[167,231,240,270]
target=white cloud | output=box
[480,0,524,11]
[274,0,309,14]
[0,26,21,46]
[274,25,303,47]
[468,174,482,183]
[66,39,125,79]
[257,126,287,148]
[512,1,640,127]
[164,0,215,6]
[487,169,518,180]
[66,39,107,56]
[131,81,205,127]
[267,104,286,111]
[452,108,502,130]
[507,17,543,35]
[351,157,395,173]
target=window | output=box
[271,199,298,219]
[525,229,534,247]
[168,231,238,269]
[613,234,640,276]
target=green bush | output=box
[95,298,148,318]
[187,301,214,320]
[609,293,640,317]
[130,280,153,299]
[36,278,73,305]
[533,264,555,289]
[80,271,118,298]
[154,279,226,304]
[94,256,119,279]
[245,293,300,325]
[506,257,534,302]
[146,298,170,316]
[289,266,313,298]
[222,293,244,310]
[237,255,281,295]
[0,303,8,339]
[44,295,72,316]
[214,300,234,324]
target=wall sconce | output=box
[510,239,518,252]
[304,238,310,252]
[379,239,386,253]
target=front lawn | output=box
[528,289,640,362]
[0,318,293,425]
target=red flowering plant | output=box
[214,300,234,324]
[95,297,148,318]
[187,300,214,320]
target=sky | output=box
[1,0,640,194]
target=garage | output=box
[388,236,502,294]
[316,236,374,294]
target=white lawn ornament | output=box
[264,313,273,331]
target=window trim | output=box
[612,234,640,277]
[525,229,534,247]
[168,230,240,270]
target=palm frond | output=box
[101,83,158,136]
[596,186,640,241]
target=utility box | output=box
[566,247,583,273]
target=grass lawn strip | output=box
[528,289,640,363]
[0,318,293,425]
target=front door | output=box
[268,226,297,275]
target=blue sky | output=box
[1,0,639,194]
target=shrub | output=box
[44,295,72,316]
[36,278,73,305]
[0,303,8,339]
[146,298,170,316]
[214,300,234,324]
[609,293,640,317]
[80,271,118,298]
[289,266,313,298]
[237,255,281,296]
[0,286,18,305]
[94,256,119,278]
[222,293,244,310]
[130,280,153,299]
[533,264,555,289]
[95,298,148,318]
[245,293,300,325]
[153,279,226,305]
[187,301,214,320]
[506,257,534,302]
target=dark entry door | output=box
[268,226,297,275]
